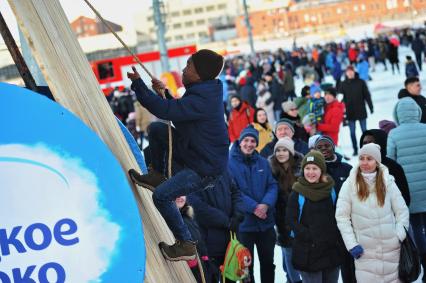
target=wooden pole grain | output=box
[6,1,195,282]
[82,0,173,179]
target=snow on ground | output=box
[139,45,424,282]
[253,46,425,282]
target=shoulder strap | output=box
[298,189,335,222]
[289,193,305,239]
[297,193,305,223]
[331,188,337,205]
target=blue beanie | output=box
[239,125,259,146]
[310,84,322,97]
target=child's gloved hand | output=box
[127,66,141,81]
[349,245,364,259]
[304,124,313,133]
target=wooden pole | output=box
[0,11,37,90]
[6,1,195,282]
[83,0,173,179]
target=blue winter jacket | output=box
[325,53,335,70]
[331,56,343,81]
[228,142,278,232]
[388,97,426,213]
[356,60,369,81]
[132,79,229,176]
[187,171,244,257]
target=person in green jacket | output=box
[295,85,311,120]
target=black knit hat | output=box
[324,87,337,97]
[230,93,241,101]
[301,85,310,97]
[191,49,224,81]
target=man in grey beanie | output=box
[260,118,309,158]
[281,100,309,142]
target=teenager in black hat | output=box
[127,49,228,261]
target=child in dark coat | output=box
[302,85,325,134]
[176,196,209,283]
[188,171,244,283]
[405,55,419,78]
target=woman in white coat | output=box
[335,143,409,283]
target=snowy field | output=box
[253,46,425,282]
[138,45,424,282]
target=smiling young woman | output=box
[286,151,344,283]
[336,143,409,283]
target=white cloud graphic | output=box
[0,144,120,282]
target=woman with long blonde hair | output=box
[336,143,409,282]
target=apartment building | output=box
[70,16,122,38]
[236,0,426,38]
[134,0,241,46]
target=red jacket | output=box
[317,100,345,145]
[228,102,254,142]
[348,47,358,62]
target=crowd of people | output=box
[110,27,426,283]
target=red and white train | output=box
[90,44,197,96]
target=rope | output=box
[83,0,172,178]
[196,251,207,283]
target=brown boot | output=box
[128,168,166,192]
[159,240,197,261]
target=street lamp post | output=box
[152,0,170,72]
[242,0,255,56]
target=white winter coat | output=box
[335,165,409,283]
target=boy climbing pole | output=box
[127,49,229,261]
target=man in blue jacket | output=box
[229,125,278,282]
[127,49,229,261]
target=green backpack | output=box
[220,232,252,282]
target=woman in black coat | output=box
[269,137,304,283]
[387,40,400,74]
[286,151,344,283]
[314,135,356,283]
